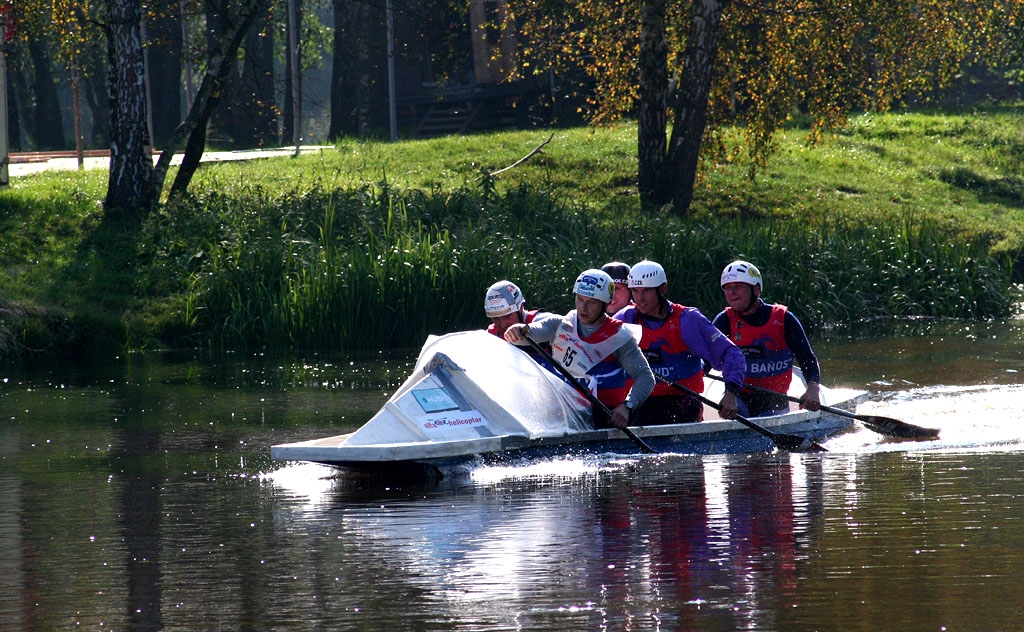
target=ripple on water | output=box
[824,382,1024,454]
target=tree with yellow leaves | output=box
[507,0,1024,215]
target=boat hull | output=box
[271,393,864,473]
[269,331,868,475]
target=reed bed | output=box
[142,181,1013,352]
[4,109,1022,356]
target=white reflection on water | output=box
[469,455,606,483]
[823,383,1024,454]
[261,461,342,511]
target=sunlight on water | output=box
[469,457,602,483]
[260,462,339,509]
[469,453,640,484]
[825,383,1024,454]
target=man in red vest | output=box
[713,260,821,417]
[615,260,746,424]
[484,280,548,338]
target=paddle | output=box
[704,373,939,440]
[522,336,657,454]
[652,374,827,453]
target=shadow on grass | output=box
[38,211,144,358]
[939,167,1024,208]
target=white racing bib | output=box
[550,311,636,380]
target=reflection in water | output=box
[2,322,1024,630]
[817,318,1024,389]
[117,423,164,632]
[265,453,828,630]
[0,432,26,630]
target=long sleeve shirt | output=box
[712,301,821,385]
[525,312,655,407]
[617,302,747,394]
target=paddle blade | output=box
[857,414,940,440]
[774,433,828,453]
[622,427,658,454]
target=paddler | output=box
[484,280,552,338]
[601,261,633,315]
[712,260,822,416]
[484,279,561,375]
[503,268,654,430]
[614,260,746,424]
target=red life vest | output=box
[636,303,705,397]
[726,304,794,393]
[486,309,543,337]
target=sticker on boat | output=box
[421,410,490,438]
[413,387,459,413]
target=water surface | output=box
[2,320,1022,630]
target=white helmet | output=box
[573,269,614,304]
[628,260,667,288]
[484,280,525,318]
[720,260,763,291]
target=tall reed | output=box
[143,182,1014,352]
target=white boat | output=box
[271,330,868,474]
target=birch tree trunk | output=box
[657,0,729,215]
[104,0,154,218]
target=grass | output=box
[1,105,1022,358]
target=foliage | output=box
[1,110,1022,357]
[132,181,1013,351]
[272,0,332,73]
[49,0,100,68]
[505,0,1024,211]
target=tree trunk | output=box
[83,49,111,147]
[240,13,277,147]
[158,0,270,201]
[169,114,207,194]
[7,50,25,152]
[657,0,728,216]
[329,0,361,138]
[104,0,155,218]
[212,7,275,148]
[282,0,303,144]
[637,0,668,211]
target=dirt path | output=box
[7,146,332,177]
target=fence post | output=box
[1,21,9,189]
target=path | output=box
[7,146,332,178]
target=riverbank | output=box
[1,106,1022,359]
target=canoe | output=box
[271,330,867,474]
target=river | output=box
[1,319,1022,631]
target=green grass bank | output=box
[2,105,1023,359]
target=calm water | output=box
[2,320,1023,631]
